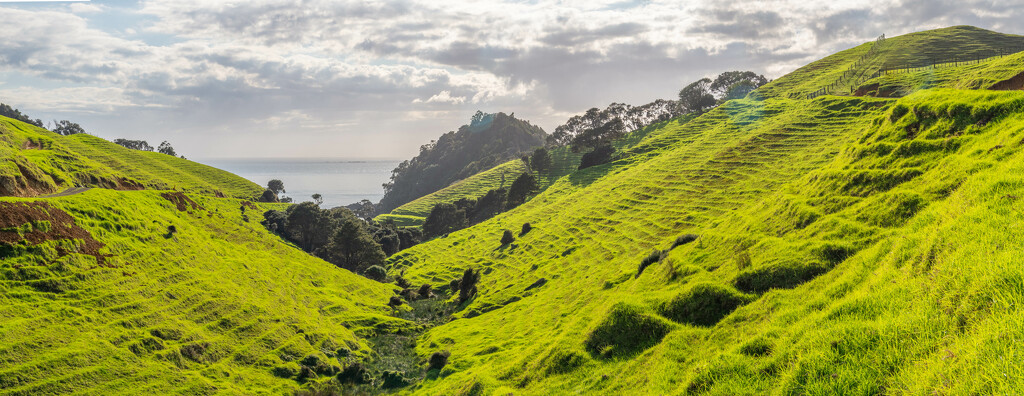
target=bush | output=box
[364,265,387,281]
[584,303,672,359]
[388,295,403,308]
[636,249,665,278]
[671,234,699,249]
[458,269,480,304]
[417,284,433,299]
[380,371,409,389]
[659,283,752,326]
[578,144,615,170]
[500,230,515,245]
[395,275,411,288]
[336,362,368,384]
[521,222,532,235]
[427,350,450,371]
[733,261,831,293]
[272,362,301,378]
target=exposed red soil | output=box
[161,191,202,212]
[116,177,145,191]
[241,201,259,211]
[0,201,111,265]
[990,71,1024,90]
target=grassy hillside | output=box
[375,118,679,227]
[0,188,405,394]
[759,25,1024,99]
[381,27,1024,395]
[0,117,264,199]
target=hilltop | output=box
[377,112,546,213]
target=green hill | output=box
[380,27,1024,394]
[0,118,264,199]
[378,112,547,213]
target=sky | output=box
[0,0,1021,159]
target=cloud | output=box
[0,0,1022,159]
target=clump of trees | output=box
[114,139,154,151]
[546,70,768,163]
[0,103,43,127]
[52,120,86,136]
[262,200,421,278]
[421,171,542,239]
[379,111,546,213]
[157,141,177,156]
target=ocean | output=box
[198,158,401,209]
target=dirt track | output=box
[40,187,92,198]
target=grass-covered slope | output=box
[0,189,399,394]
[388,72,1024,393]
[759,25,1024,99]
[0,117,264,199]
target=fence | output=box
[808,34,886,100]
[808,39,1024,99]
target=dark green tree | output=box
[114,139,154,151]
[506,173,539,209]
[422,202,468,238]
[678,78,716,114]
[52,120,85,136]
[312,193,324,206]
[157,141,177,156]
[285,202,330,251]
[530,147,553,173]
[709,71,768,102]
[267,179,285,194]
[322,212,386,273]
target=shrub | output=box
[578,144,615,170]
[671,234,699,249]
[167,225,177,234]
[521,222,532,235]
[659,283,752,326]
[388,295,404,308]
[395,275,411,288]
[500,230,515,245]
[380,371,409,389]
[428,350,450,371]
[636,249,665,278]
[584,303,672,359]
[458,269,480,304]
[733,261,831,293]
[449,278,461,293]
[417,284,433,299]
[364,265,387,281]
[336,362,368,384]
[272,362,301,378]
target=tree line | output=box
[546,71,769,168]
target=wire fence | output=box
[807,38,1024,99]
[808,34,886,99]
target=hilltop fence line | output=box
[808,40,1024,99]
[807,34,886,100]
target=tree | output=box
[312,193,324,206]
[0,103,43,127]
[422,202,468,238]
[52,120,85,136]
[322,212,386,273]
[678,78,716,114]
[506,172,539,209]
[500,230,515,245]
[268,179,285,194]
[157,141,177,156]
[259,189,279,203]
[285,202,331,251]
[113,139,154,151]
[531,147,553,173]
[579,144,615,170]
[709,71,768,102]
[469,188,505,224]
[350,199,375,219]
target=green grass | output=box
[759,25,1024,99]
[0,118,264,199]
[385,83,1024,394]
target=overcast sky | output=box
[0,0,1020,159]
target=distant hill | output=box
[0,116,264,199]
[377,112,546,213]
